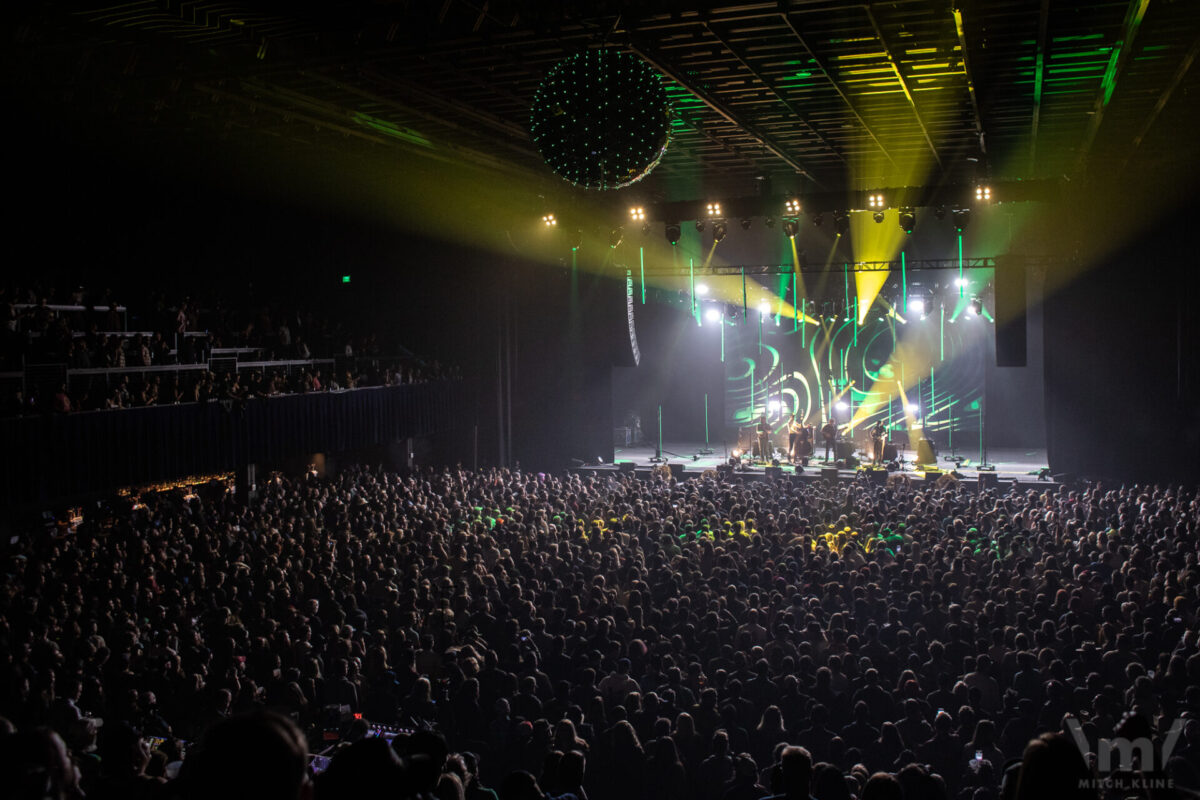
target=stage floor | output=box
[583,441,1054,487]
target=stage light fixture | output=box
[705,307,722,323]
[953,208,971,232]
[898,208,916,234]
[630,206,646,221]
[969,296,983,315]
[740,218,753,230]
[909,297,925,315]
[833,211,850,236]
[934,207,946,221]
[784,198,801,215]
[696,283,710,296]
[757,300,771,315]
[955,277,969,288]
[812,213,824,227]
[706,202,722,217]
[765,216,776,229]
[782,219,800,238]
[713,221,728,243]
[609,227,624,248]
[543,213,557,227]
[665,222,681,246]
[872,211,885,224]
[867,192,885,209]
[641,222,652,235]
[836,400,849,411]
[695,220,705,232]
[906,403,920,414]
[975,185,993,203]
[768,400,781,413]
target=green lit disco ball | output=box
[530,49,671,190]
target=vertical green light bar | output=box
[843,263,850,313]
[801,297,806,347]
[639,246,646,304]
[704,393,710,447]
[852,299,858,347]
[929,366,935,415]
[948,399,954,453]
[690,258,697,324]
[720,318,725,362]
[792,271,799,332]
[742,268,748,320]
[758,309,763,353]
[958,235,964,298]
[940,302,945,361]
[901,251,907,313]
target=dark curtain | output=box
[3,381,466,506]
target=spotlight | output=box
[665,222,681,246]
[782,219,800,238]
[768,400,781,413]
[609,227,624,248]
[969,296,983,315]
[836,400,849,411]
[696,283,710,296]
[952,208,971,233]
[955,277,969,288]
[812,213,824,227]
[740,218,753,230]
[706,202,722,217]
[705,307,722,323]
[898,208,916,234]
[906,403,920,414]
[784,198,802,215]
[833,211,849,236]
[542,213,557,227]
[695,220,705,232]
[713,221,728,243]
[867,192,885,209]
[758,300,771,315]
[975,185,993,203]
[872,211,885,224]
[908,297,925,315]
[630,206,646,221]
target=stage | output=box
[578,442,1056,488]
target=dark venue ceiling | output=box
[7,0,1200,209]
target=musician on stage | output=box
[870,419,887,466]
[786,413,803,463]
[821,417,838,462]
[756,412,771,463]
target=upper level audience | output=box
[2,283,458,416]
[1,468,1197,799]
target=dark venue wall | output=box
[1044,202,1199,482]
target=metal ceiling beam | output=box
[1074,0,1152,173]
[951,4,986,155]
[779,12,894,166]
[863,5,943,168]
[626,36,825,187]
[701,20,844,163]
[1030,0,1050,174]
[1120,31,1200,171]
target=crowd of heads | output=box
[2,465,1199,800]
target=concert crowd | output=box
[1,466,1198,800]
